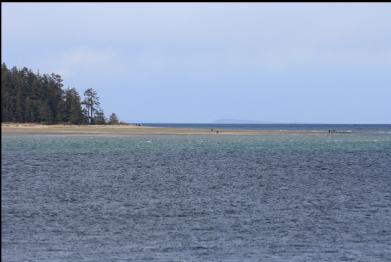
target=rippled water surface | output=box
[2,133,391,261]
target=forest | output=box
[1,63,120,125]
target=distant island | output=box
[1,64,121,125]
[213,119,278,124]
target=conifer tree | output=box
[108,113,119,125]
[1,64,111,126]
[82,88,100,124]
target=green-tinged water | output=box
[2,133,391,261]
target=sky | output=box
[2,3,391,124]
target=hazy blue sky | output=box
[2,3,391,123]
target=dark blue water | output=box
[2,132,391,261]
[143,123,391,134]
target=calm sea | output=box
[143,123,391,134]
[2,128,391,261]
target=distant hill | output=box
[213,119,277,124]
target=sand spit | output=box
[2,123,326,136]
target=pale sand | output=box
[1,123,324,135]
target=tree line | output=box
[1,63,120,125]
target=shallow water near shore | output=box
[143,123,391,134]
[2,133,391,261]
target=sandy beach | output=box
[1,123,324,135]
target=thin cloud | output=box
[55,49,113,77]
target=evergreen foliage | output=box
[1,64,119,125]
[108,113,119,125]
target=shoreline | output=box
[2,123,327,136]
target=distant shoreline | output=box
[1,123,327,135]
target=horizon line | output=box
[133,122,391,125]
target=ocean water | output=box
[143,123,391,134]
[2,132,391,261]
